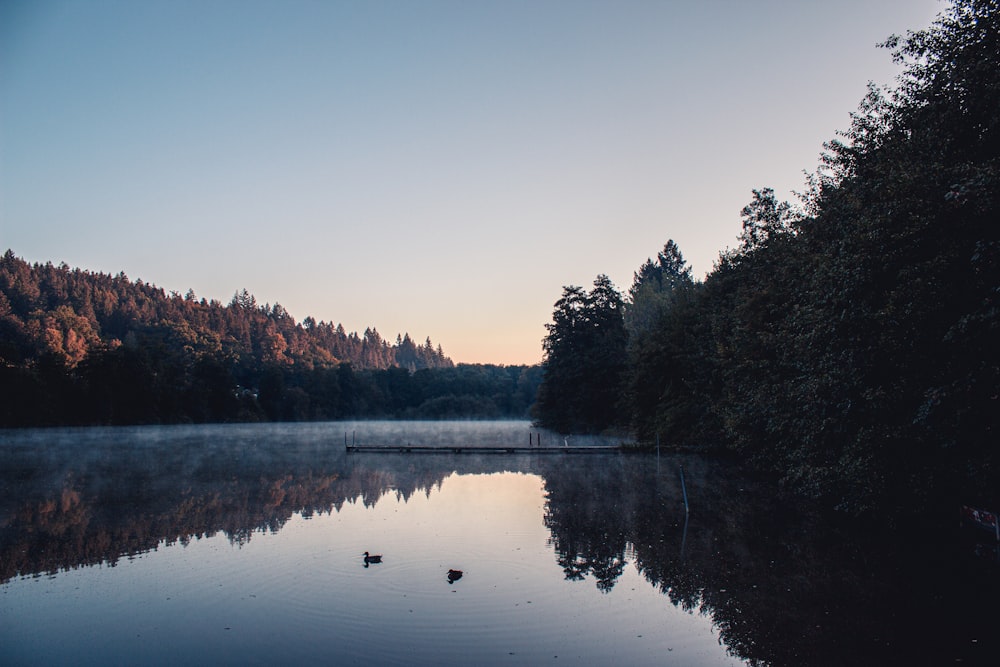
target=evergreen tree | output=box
[624,240,694,341]
[535,276,628,433]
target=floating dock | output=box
[346,444,624,454]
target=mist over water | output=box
[1,421,998,666]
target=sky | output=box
[1,0,945,365]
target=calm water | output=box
[1,421,998,666]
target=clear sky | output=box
[1,0,944,365]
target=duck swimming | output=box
[447,569,463,583]
[363,551,383,565]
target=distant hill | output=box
[0,251,548,427]
[0,250,452,372]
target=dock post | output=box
[679,465,689,515]
[680,511,689,560]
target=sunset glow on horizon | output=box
[1,0,943,365]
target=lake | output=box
[1,421,998,666]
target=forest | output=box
[533,0,999,516]
[3,1,997,519]
[0,251,541,425]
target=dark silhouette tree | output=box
[534,275,628,433]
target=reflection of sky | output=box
[0,471,741,666]
[0,0,944,364]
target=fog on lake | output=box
[1,421,998,666]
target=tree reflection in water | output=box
[2,423,998,666]
[539,454,1000,666]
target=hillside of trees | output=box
[534,0,999,516]
[0,252,540,425]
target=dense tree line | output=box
[0,252,541,425]
[254,362,541,423]
[535,0,999,516]
[0,252,450,372]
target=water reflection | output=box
[0,422,545,581]
[2,422,998,666]
[539,454,1000,666]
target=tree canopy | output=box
[537,0,1000,516]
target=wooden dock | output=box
[346,444,624,454]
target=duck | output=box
[447,568,463,583]
[363,551,383,564]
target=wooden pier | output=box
[346,444,624,454]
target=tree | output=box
[534,276,628,433]
[737,188,796,253]
[624,239,694,341]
